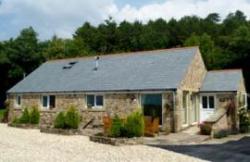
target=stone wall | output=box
[56,94,86,110]
[216,93,235,109]
[39,110,57,129]
[8,108,22,122]
[8,92,176,133]
[39,109,106,129]
[179,49,207,91]
[162,92,175,133]
[81,110,106,127]
[174,50,207,132]
[105,93,140,118]
[211,112,229,136]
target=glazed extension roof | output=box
[200,70,243,92]
[8,47,199,93]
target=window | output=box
[42,95,56,109]
[42,96,48,108]
[87,95,103,108]
[202,95,215,109]
[49,95,55,108]
[202,96,208,108]
[16,95,21,107]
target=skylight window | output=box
[62,61,78,70]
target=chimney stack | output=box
[94,56,100,71]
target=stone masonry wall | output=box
[8,93,141,129]
[8,92,176,133]
[174,50,207,132]
[179,49,207,91]
[56,94,86,110]
[105,93,140,118]
[162,92,175,133]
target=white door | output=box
[200,94,215,122]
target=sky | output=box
[1,0,250,40]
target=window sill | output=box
[40,109,57,113]
[83,108,105,112]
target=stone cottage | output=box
[7,47,248,132]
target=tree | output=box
[229,25,250,59]
[184,33,218,69]
[222,10,247,35]
[74,22,98,53]
[7,27,42,78]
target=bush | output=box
[11,107,40,125]
[30,106,40,124]
[2,108,9,123]
[239,108,250,133]
[18,107,30,124]
[110,115,123,137]
[109,111,144,138]
[200,123,212,135]
[124,111,144,137]
[64,106,80,129]
[54,106,80,129]
[54,112,65,129]
[12,116,20,124]
[214,130,229,138]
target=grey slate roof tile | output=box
[8,47,198,93]
[200,70,243,92]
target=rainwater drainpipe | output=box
[172,90,176,132]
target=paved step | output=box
[144,126,210,146]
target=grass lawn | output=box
[0,109,5,121]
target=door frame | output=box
[191,93,199,125]
[199,93,216,122]
[140,92,163,126]
[182,91,189,127]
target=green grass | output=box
[0,109,5,121]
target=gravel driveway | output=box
[0,124,204,162]
[153,134,250,162]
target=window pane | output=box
[96,95,103,106]
[16,96,21,106]
[87,95,94,108]
[202,96,208,109]
[182,92,187,109]
[42,96,48,107]
[209,96,214,109]
[49,95,55,108]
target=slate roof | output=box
[200,70,243,92]
[8,47,198,93]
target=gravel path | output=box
[0,124,205,162]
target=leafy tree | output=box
[229,25,250,59]
[184,33,217,69]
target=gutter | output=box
[7,88,177,95]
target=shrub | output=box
[239,108,250,133]
[124,111,144,137]
[12,116,20,124]
[18,107,30,124]
[110,115,123,137]
[200,123,212,135]
[2,108,9,123]
[54,112,65,129]
[64,106,80,129]
[214,130,229,138]
[30,106,40,124]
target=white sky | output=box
[0,0,250,40]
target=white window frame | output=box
[41,95,56,110]
[86,94,104,109]
[41,95,49,109]
[15,95,22,107]
[200,94,216,110]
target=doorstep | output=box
[144,133,210,145]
